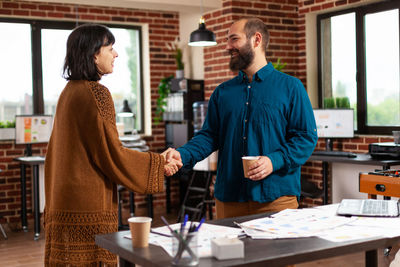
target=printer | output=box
[369,142,400,158]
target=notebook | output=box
[337,199,400,217]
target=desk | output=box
[14,156,45,240]
[95,212,400,267]
[308,153,400,205]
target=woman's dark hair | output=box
[63,24,115,81]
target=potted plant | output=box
[323,96,350,108]
[0,120,16,140]
[167,37,184,78]
[154,75,174,124]
[272,58,287,72]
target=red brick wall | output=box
[0,141,47,224]
[0,0,180,225]
[203,0,300,99]
[0,0,390,225]
[202,0,387,208]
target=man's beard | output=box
[229,41,254,72]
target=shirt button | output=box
[246,102,249,105]
[243,136,247,140]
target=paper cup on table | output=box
[242,156,259,178]
[128,216,152,248]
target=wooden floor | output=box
[0,207,395,267]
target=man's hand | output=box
[161,148,183,176]
[247,156,273,181]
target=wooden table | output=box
[95,212,400,267]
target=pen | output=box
[150,229,172,238]
[180,214,188,234]
[161,216,197,261]
[194,217,205,232]
[161,216,175,233]
[233,221,278,235]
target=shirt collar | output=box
[238,62,274,83]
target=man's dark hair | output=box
[243,18,270,53]
[63,24,115,81]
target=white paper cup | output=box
[242,156,259,178]
[128,216,152,248]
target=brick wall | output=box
[202,0,387,208]
[0,0,390,225]
[0,0,180,225]
[203,0,300,99]
[0,141,47,224]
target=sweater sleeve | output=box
[85,82,164,194]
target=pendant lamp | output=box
[117,99,136,135]
[188,0,217,47]
[118,99,134,117]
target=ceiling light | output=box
[188,0,217,47]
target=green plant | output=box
[154,75,174,124]
[323,97,336,108]
[323,96,351,108]
[0,120,15,128]
[175,48,184,70]
[336,97,350,108]
[272,58,287,72]
[167,37,184,70]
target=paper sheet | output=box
[240,206,357,239]
[239,204,400,242]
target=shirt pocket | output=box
[248,102,287,152]
[251,102,286,127]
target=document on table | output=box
[239,204,400,242]
[124,222,242,258]
[239,206,357,239]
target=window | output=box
[0,22,33,121]
[318,1,400,134]
[0,19,144,133]
[41,28,71,116]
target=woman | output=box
[44,24,180,266]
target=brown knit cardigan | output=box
[44,80,164,266]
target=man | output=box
[166,18,318,219]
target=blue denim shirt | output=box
[177,63,318,202]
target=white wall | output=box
[179,12,205,80]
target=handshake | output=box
[161,148,183,176]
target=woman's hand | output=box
[161,148,183,176]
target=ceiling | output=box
[27,0,222,13]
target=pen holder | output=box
[171,232,199,266]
